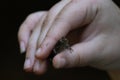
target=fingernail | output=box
[33,61,40,72]
[24,59,31,69]
[20,41,25,53]
[55,57,66,68]
[36,48,41,57]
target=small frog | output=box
[48,37,72,61]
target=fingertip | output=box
[53,54,66,69]
[35,40,55,59]
[20,41,26,54]
[35,48,43,59]
[33,60,47,75]
[33,61,41,75]
[24,59,33,72]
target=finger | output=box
[37,0,71,46]
[31,0,71,72]
[35,0,72,59]
[35,0,88,59]
[18,11,46,53]
[24,13,47,71]
[53,35,105,68]
[33,60,47,75]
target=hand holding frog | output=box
[18,0,120,74]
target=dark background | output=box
[1,0,120,80]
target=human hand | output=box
[18,11,48,74]
[18,0,120,75]
[35,0,120,69]
[18,0,72,74]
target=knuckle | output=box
[25,13,38,25]
[25,14,35,24]
[26,11,47,21]
[27,13,36,19]
[77,52,88,66]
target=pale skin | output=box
[18,0,120,77]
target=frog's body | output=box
[53,37,70,54]
[48,37,72,61]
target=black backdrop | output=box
[2,0,119,80]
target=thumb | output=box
[53,35,104,68]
